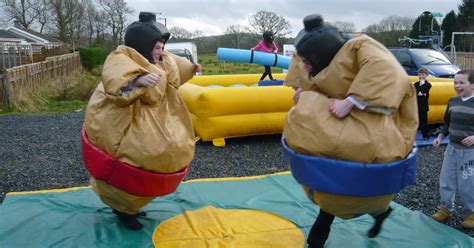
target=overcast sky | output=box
[125,0,462,36]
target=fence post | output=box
[1,69,10,107]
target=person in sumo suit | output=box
[82,12,201,230]
[283,14,418,247]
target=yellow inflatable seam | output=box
[5,171,292,196]
[6,186,91,196]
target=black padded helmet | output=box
[263,31,274,42]
[124,12,170,63]
[294,14,345,76]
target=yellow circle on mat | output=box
[152,205,305,247]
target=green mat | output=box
[1,172,472,248]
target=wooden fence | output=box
[0,43,69,70]
[452,52,474,70]
[0,52,82,108]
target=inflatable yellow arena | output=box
[179,74,454,146]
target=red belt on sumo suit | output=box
[81,128,189,197]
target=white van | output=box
[282,44,295,73]
[165,42,198,64]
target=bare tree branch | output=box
[34,0,51,33]
[225,24,246,48]
[1,0,41,28]
[97,0,132,48]
[248,11,291,37]
[170,26,192,41]
[331,21,356,33]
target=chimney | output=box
[13,20,23,28]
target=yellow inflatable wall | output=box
[179,74,454,146]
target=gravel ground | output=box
[0,112,473,237]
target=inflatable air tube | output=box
[217,48,291,69]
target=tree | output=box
[83,0,97,46]
[409,13,441,39]
[363,16,415,47]
[0,0,41,28]
[98,0,133,48]
[441,11,456,48]
[364,24,381,34]
[93,9,108,45]
[456,0,474,31]
[67,0,87,50]
[379,16,414,32]
[225,24,246,48]
[34,0,52,33]
[248,11,291,37]
[170,26,192,41]
[191,30,204,39]
[331,21,356,33]
[49,0,81,43]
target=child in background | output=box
[432,69,474,229]
[414,67,432,139]
[252,31,278,81]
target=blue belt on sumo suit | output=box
[282,136,417,196]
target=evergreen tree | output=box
[455,0,474,51]
[441,11,457,48]
[409,13,441,48]
[456,0,474,31]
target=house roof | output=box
[0,29,35,42]
[13,25,62,43]
[0,29,22,39]
[1,22,63,44]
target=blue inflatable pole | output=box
[217,48,291,69]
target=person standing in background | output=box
[414,67,432,139]
[252,31,278,81]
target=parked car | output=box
[165,42,198,63]
[167,48,195,63]
[389,48,460,78]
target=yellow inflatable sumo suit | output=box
[284,17,418,219]
[283,15,418,247]
[83,13,196,219]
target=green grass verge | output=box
[0,100,87,116]
[199,54,283,75]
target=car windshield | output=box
[411,50,451,65]
[167,49,194,63]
